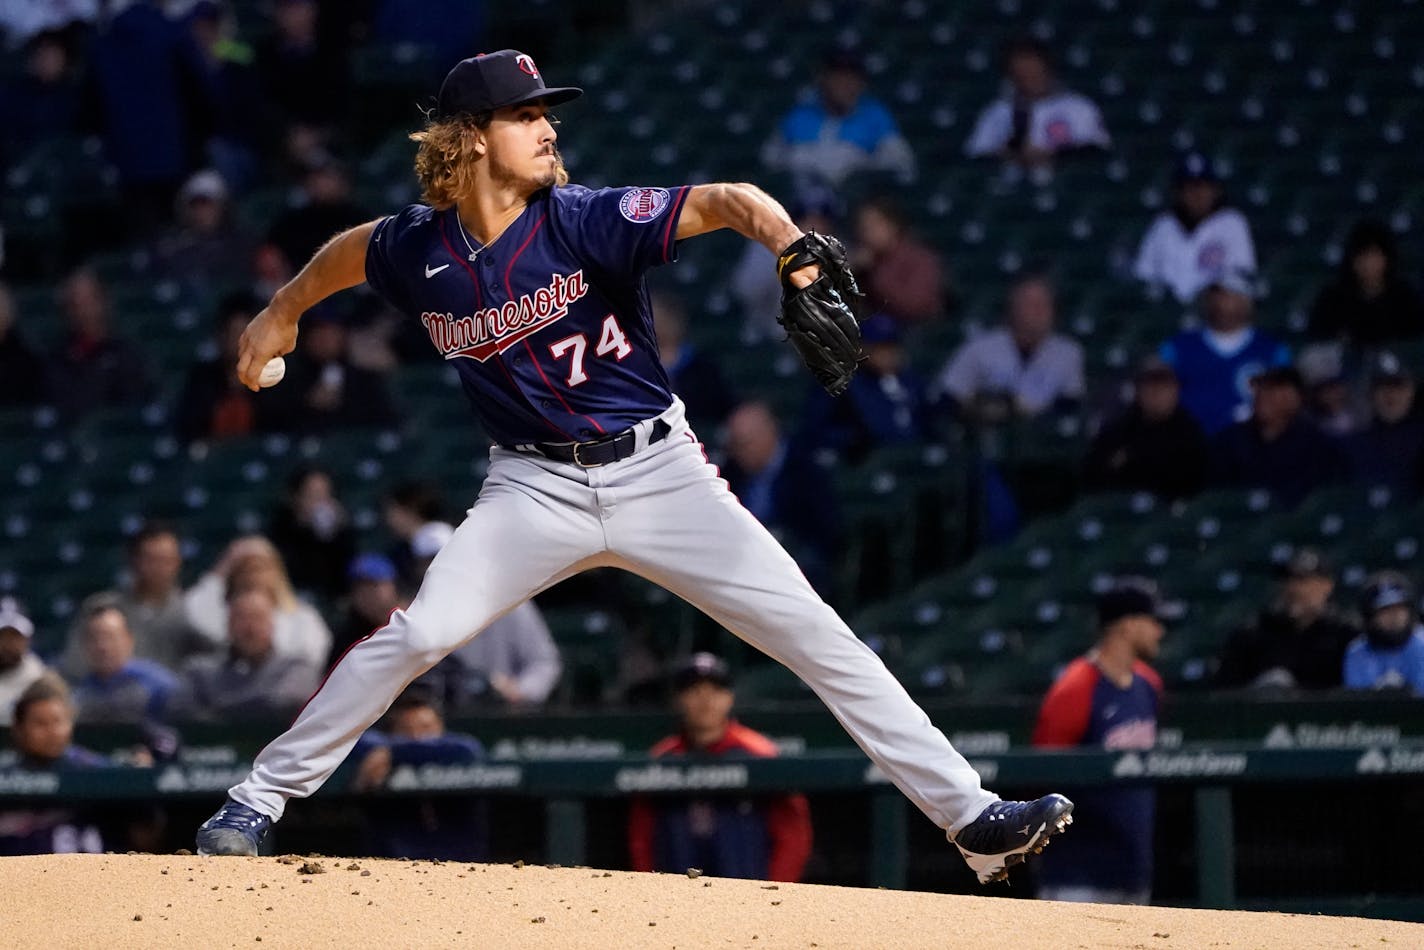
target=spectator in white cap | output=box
[0,598,48,726]
[155,168,257,290]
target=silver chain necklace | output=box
[455,217,483,262]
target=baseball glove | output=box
[776,230,866,396]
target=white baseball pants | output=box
[229,400,999,834]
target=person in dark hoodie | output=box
[1349,351,1424,497]
[1208,366,1347,507]
[1083,357,1208,500]
[1307,219,1424,347]
[1132,151,1258,305]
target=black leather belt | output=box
[526,418,672,467]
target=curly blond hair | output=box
[410,113,569,209]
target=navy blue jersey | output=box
[365,184,692,445]
[1032,657,1162,893]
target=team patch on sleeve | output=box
[619,187,671,223]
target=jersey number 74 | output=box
[548,315,633,386]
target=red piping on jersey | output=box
[504,212,548,297]
[503,211,605,436]
[661,186,691,263]
[440,212,572,441]
[523,338,606,435]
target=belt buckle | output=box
[571,441,604,468]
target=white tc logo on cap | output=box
[515,54,540,79]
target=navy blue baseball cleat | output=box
[196,799,273,856]
[952,793,1074,884]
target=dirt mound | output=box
[3,854,1418,949]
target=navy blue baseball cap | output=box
[1096,577,1164,628]
[435,50,582,120]
[673,652,732,691]
[1174,150,1220,183]
[349,553,397,584]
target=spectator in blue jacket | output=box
[1160,268,1291,435]
[800,312,926,464]
[1344,572,1424,695]
[70,596,177,724]
[350,685,489,861]
[1209,367,1347,507]
[762,47,916,190]
[721,401,840,597]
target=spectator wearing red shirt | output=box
[1032,578,1166,905]
[628,653,812,882]
[851,196,949,326]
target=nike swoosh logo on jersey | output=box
[425,263,451,278]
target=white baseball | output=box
[258,357,286,388]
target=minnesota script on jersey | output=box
[366,184,691,446]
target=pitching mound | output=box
[4,854,1419,949]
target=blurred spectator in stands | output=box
[266,153,369,275]
[0,283,46,407]
[1083,357,1208,501]
[70,596,177,724]
[154,169,257,293]
[1133,152,1257,304]
[0,29,83,172]
[186,0,262,190]
[653,291,738,433]
[933,273,1084,422]
[186,536,332,668]
[628,653,812,881]
[731,187,841,342]
[0,1,96,49]
[1350,351,1424,497]
[435,601,562,709]
[255,305,396,433]
[1297,346,1362,438]
[1160,268,1290,435]
[383,480,447,595]
[175,585,320,721]
[370,0,485,83]
[256,0,348,143]
[176,291,263,444]
[59,523,198,677]
[1344,572,1424,695]
[800,313,926,464]
[1307,219,1424,348]
[965,36,1109,176]
[45,267,153,420]
[1033,578,1164,904]
[721,401,839,597]
[850,196,949,327]
[350,685,489,860]
[88,0,216,237]
[1216,549,1357,690]
[330,553,403,666]
[268,466,357,601]
[0,676,108,856]
[0,599,47,726]
[1209,366,1346,506]
[762,47,915,190]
